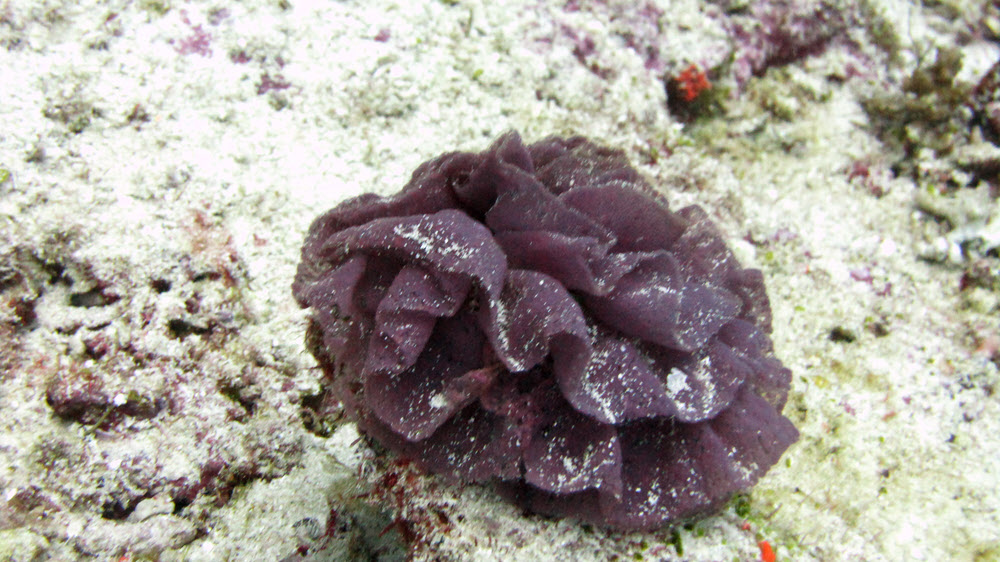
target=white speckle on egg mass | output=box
[666,368,690,396]
[428,392,448,409]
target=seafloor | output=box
[1,1,998,561]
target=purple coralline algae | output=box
[728,1,850,86]
[293,132,798,531]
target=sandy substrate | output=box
[1,0,998,560]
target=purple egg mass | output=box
[293,132,798,531]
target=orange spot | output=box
[676,64,711,102]
[759,540,776,562]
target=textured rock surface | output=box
[1,0,998,560]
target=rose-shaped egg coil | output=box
[293,132,798,531]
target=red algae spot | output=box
[173,11,213,57]
[231,50,252,64]
[667,64,719,121]
[257,73,291,95]
[675,63,711,102]
[759,539,776,562]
